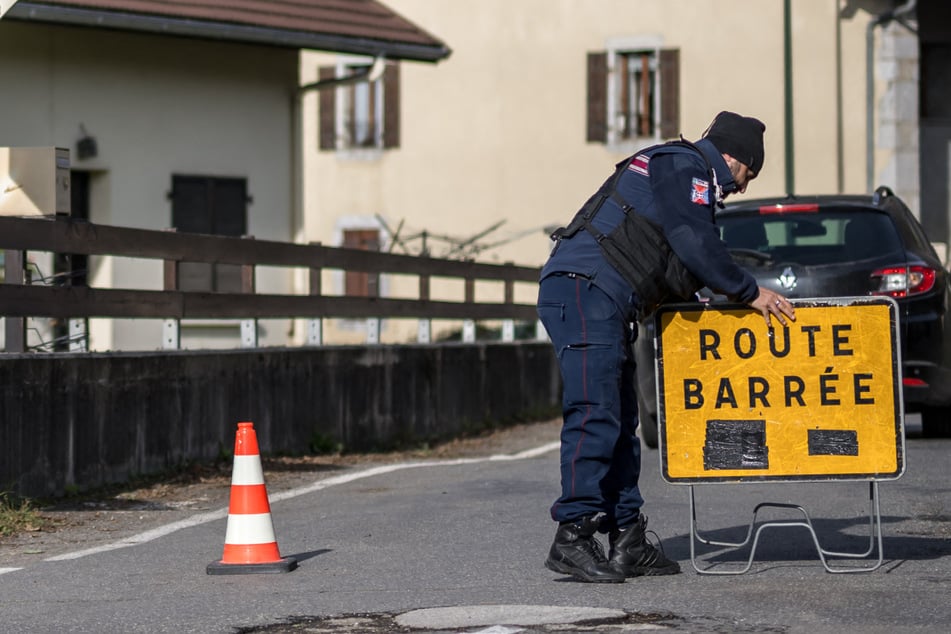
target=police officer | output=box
[537,111,796,583]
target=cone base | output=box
[206,556,298,575]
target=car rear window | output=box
[717,209,903,265]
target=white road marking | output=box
[0,567,23,575]
[31,440,560,565]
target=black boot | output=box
[545,515,626,583]
[608,515,681,577]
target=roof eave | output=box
[7,2,452,63]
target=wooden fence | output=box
[0,216,543,352]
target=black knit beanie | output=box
[702,111,766,175]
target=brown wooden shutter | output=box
[586,52,608,143]
[171,176,247,292]
[318,65,336,150]
[383,62,401,149]
[659,48,680,140]
[343,229,380,296]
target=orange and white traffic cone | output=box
[207,422,297,575]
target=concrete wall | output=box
[0,342,560,498]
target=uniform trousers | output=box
[537,273,644,530]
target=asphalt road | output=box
[1,418,949,634]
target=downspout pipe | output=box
[866,0,917,193]
[784,0,794,196]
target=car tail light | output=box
[870,265,937,298]
[902,377,928,387]
[758,203,819,214]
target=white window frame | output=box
[335,56,385,155]
[605,36,664,152]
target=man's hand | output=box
[749,286,796,328]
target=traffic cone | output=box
[207,422,297,575]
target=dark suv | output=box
[636,186,951,447]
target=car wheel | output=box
[920,406,951,438]
[637,391,659,449]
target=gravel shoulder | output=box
[0,418,562,568]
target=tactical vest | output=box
[550,140,716,318]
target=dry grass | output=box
[0,492,49,537]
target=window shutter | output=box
[586,52,608,143]
[659,48,680,140]
[318,65,336,151]
[170,177,214,293]
[170,175,248,292]
[343,229,381,297]
[383,62,401,149]
[209,178,247,293]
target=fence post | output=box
[502,273,515,342]
[3,249,27,352]
[366,318,381,344]
[463,276,475,343]
[417,273,431,343]
[307,250,323,345]
[162,259,181,350]
[240,236,257,348]
[68,318,87,352]
[366,259,381,344]
[162,229,181,350]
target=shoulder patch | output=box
[627,155,650,176]
[690,177,710,205]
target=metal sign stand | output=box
[687,480,884,574]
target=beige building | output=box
[301,0,937,344]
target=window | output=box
[342,228,381,297]
[346,68,379,148]
[587,46,679,147]
[319,59,400,151]
[718,210,902,265]
[170,175,248,292]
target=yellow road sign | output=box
[656,297,904,483]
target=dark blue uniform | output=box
[537,137,759,528]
